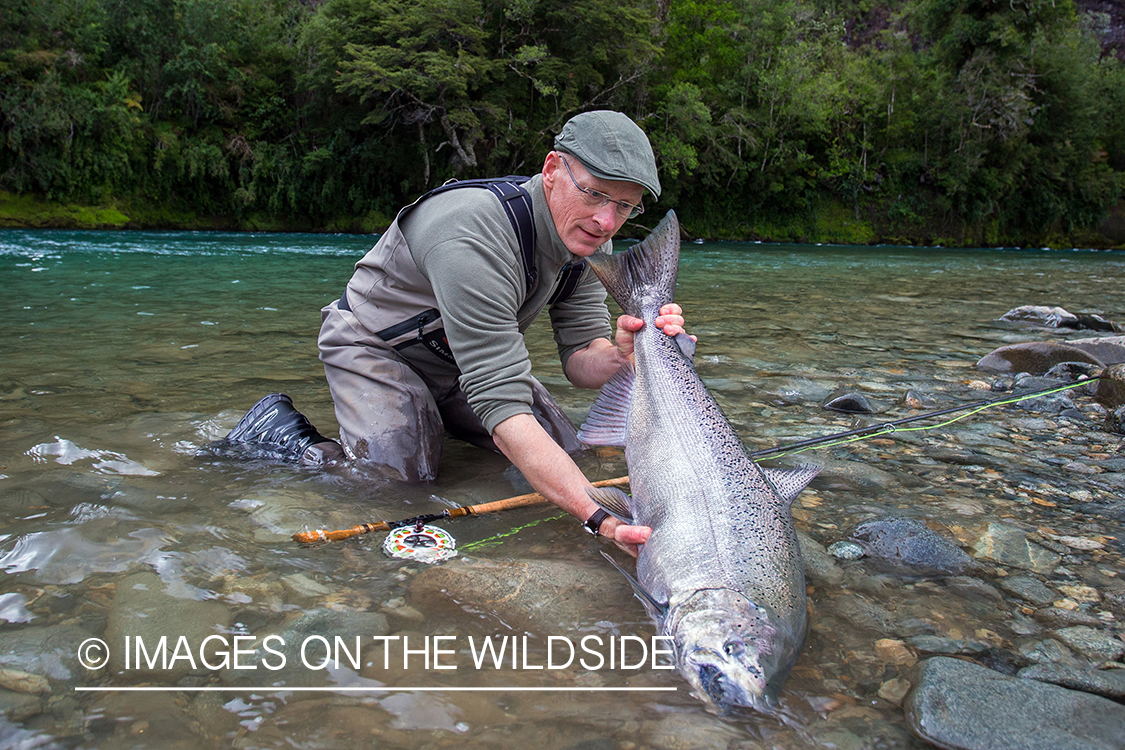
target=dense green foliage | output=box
[2,0,1123,243]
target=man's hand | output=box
[597,515,651,558]
[614,303,692,361]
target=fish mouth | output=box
[698,663,724,703]
[689,649,770,710]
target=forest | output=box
[2,0,1124,246]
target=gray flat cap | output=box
[554,111,661,199]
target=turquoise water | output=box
[0,229,1123,748]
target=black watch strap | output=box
[584,508,611,536]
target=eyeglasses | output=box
[560,156,644,220]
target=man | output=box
[226,111,686,555]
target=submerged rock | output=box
[848,516,973,577]
[905,657,1125,750]
[104,572,231,681]
[971,523,1060,575]
[822,388,886,414]
[827,540,865,561]
[410,557,630,633]
[797,532,845,586]
[998,575,1057,607]
[1053,626,1125,662]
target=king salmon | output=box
[578,210,819,711]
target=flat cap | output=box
[554,111,661,199]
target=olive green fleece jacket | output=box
[397,173,613,433]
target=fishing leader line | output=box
[747,376,1104,462]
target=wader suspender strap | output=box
[340,177,588,365]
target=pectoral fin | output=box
[576,364,635,447]
[585,486,635,524]
[600,551,668,619]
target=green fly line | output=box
[462,376,1101,550]
[460,513,570,552]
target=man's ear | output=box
[541,151,560,189]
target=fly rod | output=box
[292,475,630,544]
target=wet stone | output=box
[0,688,42,723]
[1019,639,1083,667]
[1094,363,1125,408]
[999,575,1057,606]
[1053,626,1125,662]
[822,389,885,414]
[410,557,631,632]
[905,657,1125,750]
[1019,663,1125,700]
[907,635,988,656]
[797,532,845,586]
[848,516,973,577]
[0,624,92,683]
[826,540,865,561]
[105,572,232,681]
[1034,607,1105,628]
[977,342,1105,376]
[971,523,1061,575]
[810,458,898,491]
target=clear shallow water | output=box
[0,229,1123,749]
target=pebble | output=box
[873,639,916,666]
[827,540,865,561]
[908,636,988,656]
[878,676,912,705]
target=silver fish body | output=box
[579,210,818,710]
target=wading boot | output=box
[224,393,342,466]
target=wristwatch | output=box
[584,508,611,536]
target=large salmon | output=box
[578,210,819,711]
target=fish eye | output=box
[724,639,745,657]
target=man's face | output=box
[541,151,645,257]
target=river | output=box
[0,229,1122,748]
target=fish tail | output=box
[585,210,680,318]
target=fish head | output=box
[667,589,799,713]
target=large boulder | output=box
[906,657,1125,750]
[976,342,1104,375]
[977,335,1125,375]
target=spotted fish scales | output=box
[579,210,819,710]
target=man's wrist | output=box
[583,508,611,536]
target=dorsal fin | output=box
[762,464,821,507]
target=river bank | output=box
[3,191,1123,249]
